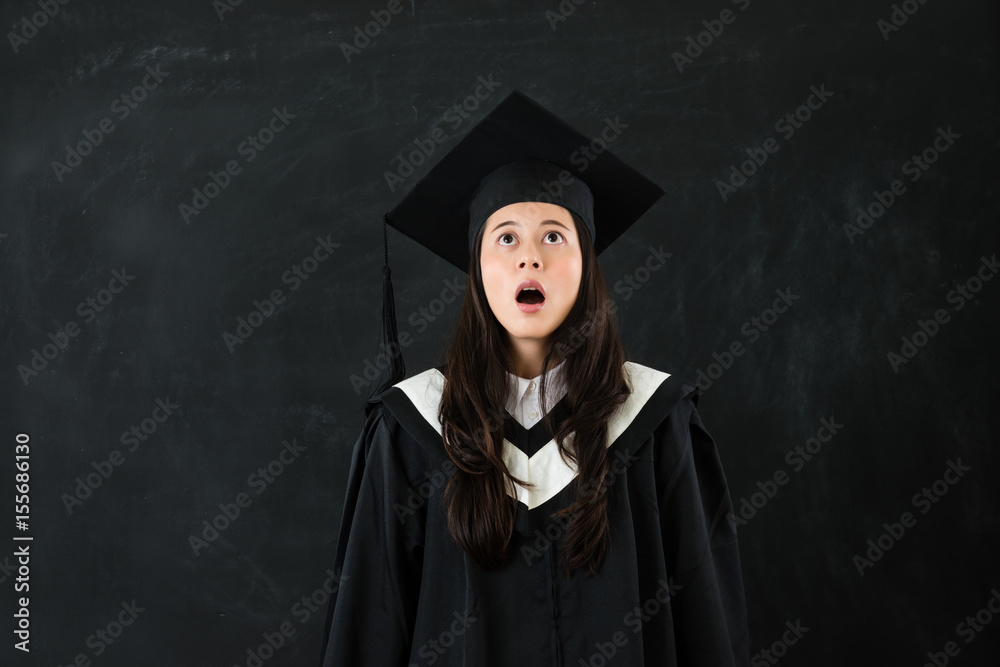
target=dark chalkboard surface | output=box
[2,0,998,665]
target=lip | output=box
[515,279,546,313]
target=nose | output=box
[518,237,542,269]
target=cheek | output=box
[562,259,583,300]
[479,257,503,303]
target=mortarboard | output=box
[367,90,665,404]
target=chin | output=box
[507,326,555,340]
[500,315,561,338]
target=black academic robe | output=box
[320,361,750,666]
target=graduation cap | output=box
[368,90,664,403]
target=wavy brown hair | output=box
[437,211,630,578]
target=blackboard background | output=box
[2,0,999,665]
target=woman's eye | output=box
[496,230,563,246]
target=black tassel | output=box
[366,215,406,407]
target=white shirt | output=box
[504,359,569,429]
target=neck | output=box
[508,337,557,378]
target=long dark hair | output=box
[437,211,630,577]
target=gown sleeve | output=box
[656,386,751,666]
[319,402,425,667]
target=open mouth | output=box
[516,287,545,305]
[515,281,546,305]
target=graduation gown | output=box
[320,361,750,666]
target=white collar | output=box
[392,361,672,509]
[504,359,569,417]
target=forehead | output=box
[485,201,575,229]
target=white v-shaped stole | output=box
[394,362,670,510]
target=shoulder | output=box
[622,360,670,396]
[357,372,450,477]
[621,360,699,412]
[602,362,688,440]
[357,367,451,466]
[363,367,444,423]
[375,362,701,439]
[382,362,698,409]
[386,366,447,435]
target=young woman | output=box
[320,91,750,666]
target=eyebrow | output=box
[489,219,571,233]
